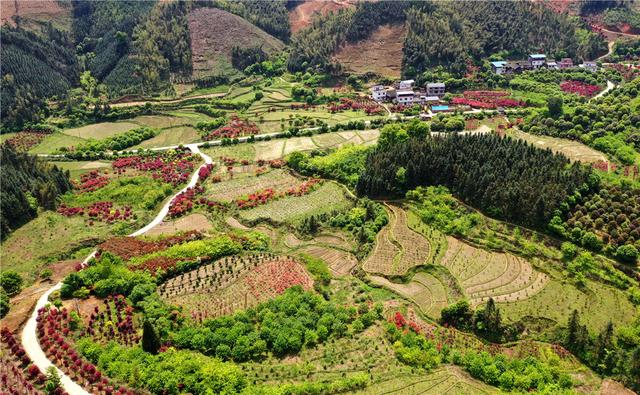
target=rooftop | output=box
[491,61,507,67]
[529,54,546,59]
[427,82,445,87]
[396,90,414,96]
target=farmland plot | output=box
[440,237,549,305]
[159,254,313,319]
[301,245,358,276]
[363,204,431,276]
[238,182,352,224]
[369,273,449,318]
[204,169,299,202]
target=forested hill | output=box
[0,143,72,238]
[289,0,605,76]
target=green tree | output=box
[44,366,61,394]
[142,319,161,354]
[0,289,9,318]
[547,96,564,118]
[616,244,639,264]
[0,270,23,296]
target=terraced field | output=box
[238,182,352,225]
[159,254,313,319]
[363,204,431,276]
[441,237,549,305]
[369,273,450,318]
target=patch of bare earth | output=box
[599,379,636,395]
[147,213,213,236]
[288,0,355,33]
[333,24,406,78]
[188,7,284,77]
[1,260,79,332]
[1,0,71,27]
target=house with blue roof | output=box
[528,54,546,68]
[491,61,508,75]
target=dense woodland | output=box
[402,1,604,76]
[0,144,72,238]
[0,25,79,129]
[356,132,595,228]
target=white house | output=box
[491,61,508,75]
[398,79,415,90]
[426,82,445,96]
[546,61,558,70]
[370,85,387,102]
[395,90,415,105]
[580,61,598,72]
[528,54,546,68]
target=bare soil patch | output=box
[333,24,406,78]
[289,0,355,33]
[1,0,71,29]
[146,213,213,236]
[188,7,284,77]
[2,260,79,331]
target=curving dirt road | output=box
[21,144,215,395]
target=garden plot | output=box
[369,273,449,318]
[146,213,213,236]
[440,237,549,305]
[311,132,346,148]
[133,126,200,148]
[510,129,606,163]
[238,182,352,225]
[254,139,286,160]
[204,169,299,202]
[159,254,313,319]
[282,136,321,156]
[363,204,431,276]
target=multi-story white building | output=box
[395,90,415,105]
[528,54,546,68]
[580,61,598,72]
[398,79,415,90]
[426,82,445,96]
[491,61,508,75]
[370,85,387,102]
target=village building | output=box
[395,89,415,105]
[370,85,387,102]
[398,79,415,90]
[546,61,558,70]
[528,54,547,68]
[580,61,598,72]
[491,61,508,75]
[558,58,574,69]
[426,82,446,96]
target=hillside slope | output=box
[0,0,72,32]
[188,7,285,78]
[288,0,355,33]
[333,23,406,78]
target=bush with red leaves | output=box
[560,80,600,97]
[78,170,109,193]
[201,116,259,141]
[112,150,197,187]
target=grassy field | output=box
[28,132,87,154]
[238,182,352,225]
[204,168,300,202]
[49,160,111,179]
[132,126,200,148]
[62,121,140,139]
[509,129,608,163]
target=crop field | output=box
[133,126,201,148]
[300,245,358,276]
[509,129,607,163]
[499,275,638,333]
[146,213,213,236]
[363,204,431,276]
[204,168,300,202]
[62,121,140,139]
[238,182,352,225]
[369,273,450,318]
[440,237,549,305]
[159,254,314,320]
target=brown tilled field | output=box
[188,7,285,77]
[333,24,406,78]
[288,0,356,33]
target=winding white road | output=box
[21,144,214,395]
